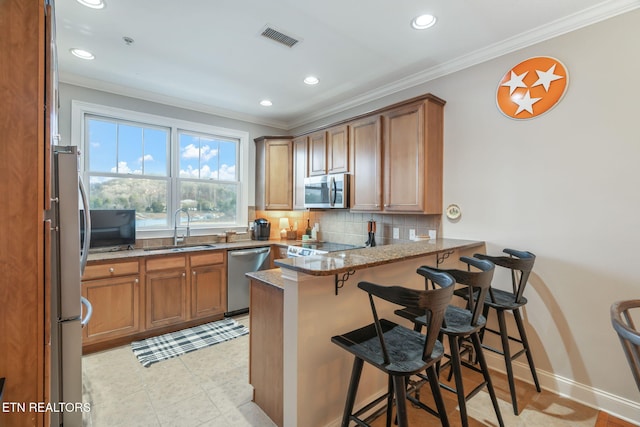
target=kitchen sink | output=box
[143,244,217,252]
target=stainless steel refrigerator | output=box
[47,145,92,427]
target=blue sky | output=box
[88,118,237,181]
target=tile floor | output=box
[82,314,603,427]
[82,314,275,427]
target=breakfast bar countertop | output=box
[273,238,484,276]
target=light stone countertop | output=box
[86,239,294,262]
[245,239,484,288]
[273,238,484,276]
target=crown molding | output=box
[59,0,639,131]
[287,0,640,129]
[58,72,290,130]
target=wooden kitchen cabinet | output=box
[255,137,293,210]
[81,260,142,345]
[349,116,382,211]
[82,275,140,344]
[292,135,307,210]
[382,95,444,214]
[145,256,188,329]
[327,124,349,173]
[308,131,327,176]
[190,251,227,319]
[308,126,349,177]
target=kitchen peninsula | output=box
[247,238,484,427]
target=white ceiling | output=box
[56,0,639,129]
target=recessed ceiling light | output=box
[260,100,273,107]
[411,14,437,30]
[304,76,319,85]
[76,0,105,9]
[70,48,95,60]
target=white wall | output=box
[293,9,640,422]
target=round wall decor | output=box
[496,56,568,120]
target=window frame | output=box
[71,100,249,239]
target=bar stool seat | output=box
[331,269,455,427]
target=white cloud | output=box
[138,154,154,163]
[178,164,235,180]
[218,164,236,181]
[112,161,142,174]
[91,141,100,148]
[181,143,218,162]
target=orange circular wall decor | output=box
[496,56,568,120]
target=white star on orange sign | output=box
[532,64,564,91]
[496,57,568,119]
[501,71,528,95]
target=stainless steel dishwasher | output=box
[226,246,271,316]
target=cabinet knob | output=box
[109,267,115,273]
[383,204,388,207]
[134,278,139,284]
[192,271,196,276]
[182,272,186,277]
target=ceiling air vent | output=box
[260,26,300,48]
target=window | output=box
[177,131,239,226]
[72,101,249,237]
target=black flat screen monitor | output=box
[88,209,136,249]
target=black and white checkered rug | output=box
[131,318,249,367]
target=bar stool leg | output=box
[426,364,450,427]
[385,376,393,427]
[496,308,519,414]
[514,309,541,392]
[392,375,409,427]
[448,337,470,427]
[341,357,364,427]
[472,332,505,427]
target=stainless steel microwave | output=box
[303,173,349,209]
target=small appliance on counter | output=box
[253,218,271,240]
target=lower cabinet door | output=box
[146,269,188,329]
[82,275,140,343]
[191,264,226,319]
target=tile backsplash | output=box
[252,209,441,246]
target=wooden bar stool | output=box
[468,249,541,415]
[331,269,455,427]
[396,257,504,427]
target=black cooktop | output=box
[296,242,363,252]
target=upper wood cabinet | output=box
[308,126,349,176]
[349,116,382,211]
[327,125,349,174]
[307,131,327,176]
[382,96,444,214]
[292,136,308,210]
[255,137,293,210]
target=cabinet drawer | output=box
[190,251,225,267]
[83,261,139,280]
[146,256,187,272]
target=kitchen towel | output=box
[131,318,249,367]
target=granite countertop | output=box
[246,268,285,289]
[87,239,295,261]
[273,238,484,276]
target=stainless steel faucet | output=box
[173,208,191,246]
